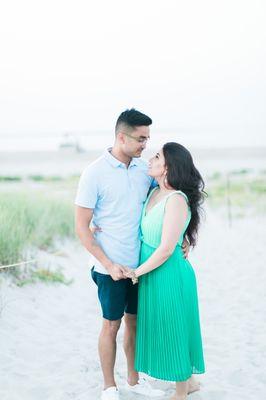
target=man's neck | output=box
[110,146,132,167]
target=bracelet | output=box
[131,271,138,285]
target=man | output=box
[75,109,188,400]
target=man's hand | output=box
[108,263,127,281]
[181,237,190,259]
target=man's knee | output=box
[101,318,122,338]
[124,313,137,330]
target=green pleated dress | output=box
[135,188,205,382]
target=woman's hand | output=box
[123,267,139,284]
[123,266,134,278]
[90,224,102,235]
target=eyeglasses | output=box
[123,132,150,144]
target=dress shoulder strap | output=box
[147,186,158,198]
[165,190,189,204]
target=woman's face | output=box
[148,149,167,178]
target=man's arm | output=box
[182,237,190,259]
[75,205,125,281]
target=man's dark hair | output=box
[115,108,152,135]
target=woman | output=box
[126,142,206,400]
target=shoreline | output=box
[1,146,265,177]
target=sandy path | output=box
[0,209,265,400]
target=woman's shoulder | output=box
[166,190,189,203]
[164,191,190,217]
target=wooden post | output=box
[226,172,232,227]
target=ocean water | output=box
[0,130,265,152]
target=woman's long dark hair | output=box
[162,142,206,247]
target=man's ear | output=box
[116,131,125,144]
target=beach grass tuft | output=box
[206,170,266,215]
[0,176,22,182]
[16,267,74,287]
[0,191,74,266]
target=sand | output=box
[0,207,265,400]
[1,146,265,399]
[0,146,265,177]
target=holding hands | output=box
[108,263,138,284]
[91,224,189,283]
[123,267,139,284]
[108,263,127,281]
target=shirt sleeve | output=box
[74,165,99,209]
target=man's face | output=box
[120,126,150,158]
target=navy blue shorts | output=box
[91,267,138,321]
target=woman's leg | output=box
[170,380,189,400]
[188,375,200,394]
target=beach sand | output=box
[0,146,265,177]
[0,207,265,400]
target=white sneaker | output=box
[125,377,164,397]
[101,386,120,400]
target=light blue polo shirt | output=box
[75,148,153,274]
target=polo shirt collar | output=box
[129,158,138,167]
[104,148,138,168]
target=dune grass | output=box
[0,191,74,266]
[16,268,74,287]
[0,169,265,281]
[206,170,266,215]
[0,176,22,182]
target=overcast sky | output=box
[0,0,265,143]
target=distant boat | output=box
[58,133,84,153]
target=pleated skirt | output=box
[135,242,205,381]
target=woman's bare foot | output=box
[171,380,189,400]
[187,376,201,394]
[170,395,187,400]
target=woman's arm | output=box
[135,194,188,278]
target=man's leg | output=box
[123,313,139,385]
[91,267,126,391]
[98,318,122,389]
[123,313,165,397]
